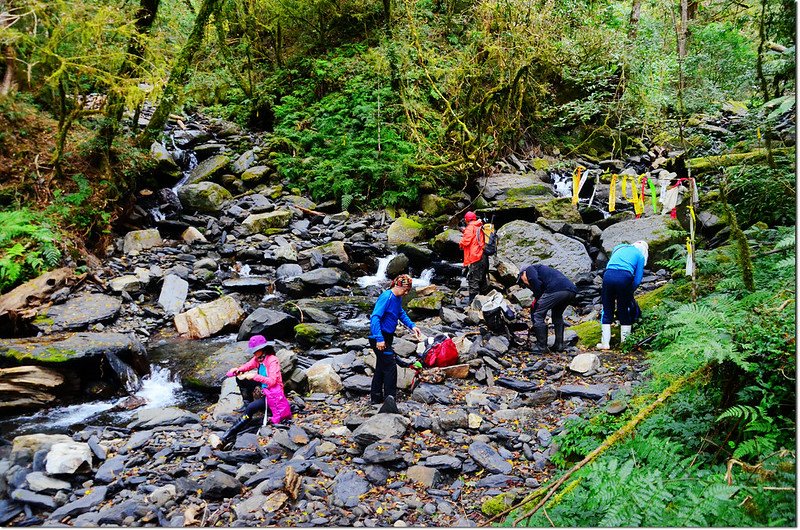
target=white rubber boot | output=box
[620,325,632,344]
[596,324,611,350]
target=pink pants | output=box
[264,385,292,424]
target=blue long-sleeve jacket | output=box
[607,244,646,287]
[369,290,415,340]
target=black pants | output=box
[531,290,577,327]
[369,332,397,403]
[467,253,489,300]
[601,269,635,325]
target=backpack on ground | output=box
[420,335,459,368]
[482,223,497,255]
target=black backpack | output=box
[482,223,497,256]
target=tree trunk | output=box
[1,45,17,96]
[755,0,776,167]
[95,0,160,159]
[138,0,222,146]
[627,0,641,40]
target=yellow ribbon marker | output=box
[620,175,628,199]
[688,203,696,223]
[627,180,643,216]
[609,174,617,212]
[572,166,585,205]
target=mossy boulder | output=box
[496,220,591,281]
[178,182,233,213]
[534,197,582,223]
[407,291,446,315]
[429,229,463,261]
[123,228,163,254]
[240,165,271,184]
[420,194,454,217]
[294,322,337,347]
[187,154,230,184]
[0,332,147,370]
[243,210,293,233]
[387,217,425,245]
[300,241,349,264]
[481,492,517,516]
[599,215,683,265]
[285,195,318,210]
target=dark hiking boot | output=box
[552,323,566,352]
[221,414,252,445]
[529,325,550,354]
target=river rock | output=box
[496,220,592,280]
[24,472,70,493]
[237,308,298,340]
[241,165,270,184]
[181,226,207,244]
[297,268,345,287]
[178,182,233,213]
[0,499,24,524]
[429,229,462,261]
[127,407,201,429]
[569,353,601,374]
[200,470,242,500]
[243,210,293,233]
[331,470,370,508]
[231,149,257,174]
[0,332,146,368]
[0,366,64,411]
[306,363,343,394]
[352,414,410,446]
[387,217,425,245]
[362,438,403,464]
[436,408,469,431]
[174,295,245,339]
[11,434,73,462]
[406,465,442,488]
[34,293,122,333]
[123,228,163,254]
[10,488,56,509]
[150,141,181,179]
[558,383,610,400]
[158,274,189,315]
[94,455,127,484]
[468,441,512,474]
[481,172,550,205]
[600,215,679,264]
[45,442,93,475]
[108,275,145,293]
[188,341,251,389]
[187,154,229,184]
[49,485,107,520]
[300,241,349,264]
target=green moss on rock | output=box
[481,493,515,516]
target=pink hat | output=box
[248,335,273,355]
[464,211,477,222]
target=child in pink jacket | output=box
[221,335,292,444]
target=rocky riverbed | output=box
[0,113,718,526]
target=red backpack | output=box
[421,337,459,368]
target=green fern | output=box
[0,208,63,293]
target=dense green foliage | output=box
[510,226,795,527]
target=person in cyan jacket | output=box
[518,264,578,353]
[221,335,292,445]
[369,274,423,411]
[596,240,648,350]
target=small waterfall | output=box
[171,150,198,193]
[357,255,436,288]
[134,366,182,410]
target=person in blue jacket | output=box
[369,274,423,409]
[518,264,578,353]
[597,240,649,350]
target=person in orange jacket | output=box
[458,211,488,303]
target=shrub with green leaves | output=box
[0,209,62,293]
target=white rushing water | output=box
[357,254,435,289]
[134,366,182,410]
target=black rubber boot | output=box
[221,415,252,445]
[552,323,565,352]
[529,325,549,354]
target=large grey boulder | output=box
[237,308,298,340]
[468,441,513,474]
[351,414,410,447]
[174,295,245,339]
[306,362,343,394]
[429,229,463,261]
[600,215,681,265]
[297,268,346,287]
[187,154,229,184]
[178,182,232,213]
[150,141,181,181]
[331,470,370,508]
[299,241,349,264]
[387,217,425,245]
[231,149,257,174]
[127,407,201,429]
[186,341,251,389]
[11,434,72,462]
[496,220,591,281]
[0,332,146,369]
[241,165,271,184]
[45,442,93,475]
[123,228,162,254]
[34,293,121,333]
[243,210,293,233]
[158,274,189,316]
